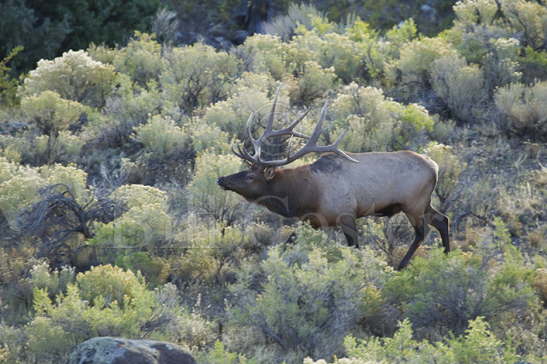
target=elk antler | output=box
[232,88,358,167]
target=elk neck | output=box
[257,165,320,218]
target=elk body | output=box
[217,93,449,269]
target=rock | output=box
[68,337,196,364]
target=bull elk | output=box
[217,92,449,269]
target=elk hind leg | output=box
[340,215,359,248]
[426,205,450,253]
[398,215,429,270]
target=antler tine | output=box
[233,93,356,168]
[231,144,257,164]
[264,86,281,136]
[308,99,329,144]
[255,100,358,166]
[245,112,263,162]
[267,108,311,139]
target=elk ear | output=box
[263,167,276,181]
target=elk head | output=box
[217,89,357,200]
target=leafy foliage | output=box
[0,1,546,364]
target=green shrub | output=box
[76,264,150,307]
[292,30,366,84]
[389,37,458,95]
[263,3,324,41]
[227,226,390,363]
[335,317,518,364]
[424,142,466,208]
[331,83,434,151]
[519,47,547,82]
[0,46,23,106]
[39,164,90,204]
[115,252,170,287]
[19,50,117,108]
[431,55,486,122]
[289,61,338,105]
[90,184,171,251]
[160,43,240,112]
[383,248,540,338]
[186,151,245,223]
[235,34,295,80]
[90,201,172,250]
[198,341,256,364]
[133,114,189,157]
[185,120,232,154]
[0,163,46,227]
[501,0,547,50]
[31,131,85,165]
[494,81,547,139]
[201,72,277,139]
[170,218,256,289]
[453,0,499,26]
[25,265,157,363]
[20,91,87,164]
[110,184,168,210]
[29,262,75,298]
[21,91,86,135]
[112,32,163,86]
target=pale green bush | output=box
[0,165,46,228]
[0,156,18,183]
[501,0,547,50]
[390,37,458,92]
[173,217,254,285]
[160,43,240,112]
[494,81,547,139]
[383,248,540,338]
[227,226,390,363]
[424,142,466,208]
[91,184,171,249]
[103,74,163,126]
[29,262,75,299]
[331,84,434,151]
[201,73,278,139]
[19,50,117,108]
[149,283,217,350]
[185,120,232,154]
[20,91,87,164]
[453,0,499,26]
[110,184,168,210]
[21,91,86,135]
[263,2,324,41]
[0,162,89,228]
[33,131,85,164]
[289,61,338,105]
[39,164,90,204]
[87,43,118,65]
[235,34,295,80]
[25,265,157,363]
[198,341,256,364]
[90,202,172,249]
[292,30,366,84]
[133,114,189,156]
[451,23,521,92]
[338,317,518,364]
[76,264,150,307]
[431,55,486,122]
[112,32,163,85]
[186,152,245,223]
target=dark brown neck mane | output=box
[255,166,319,218]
